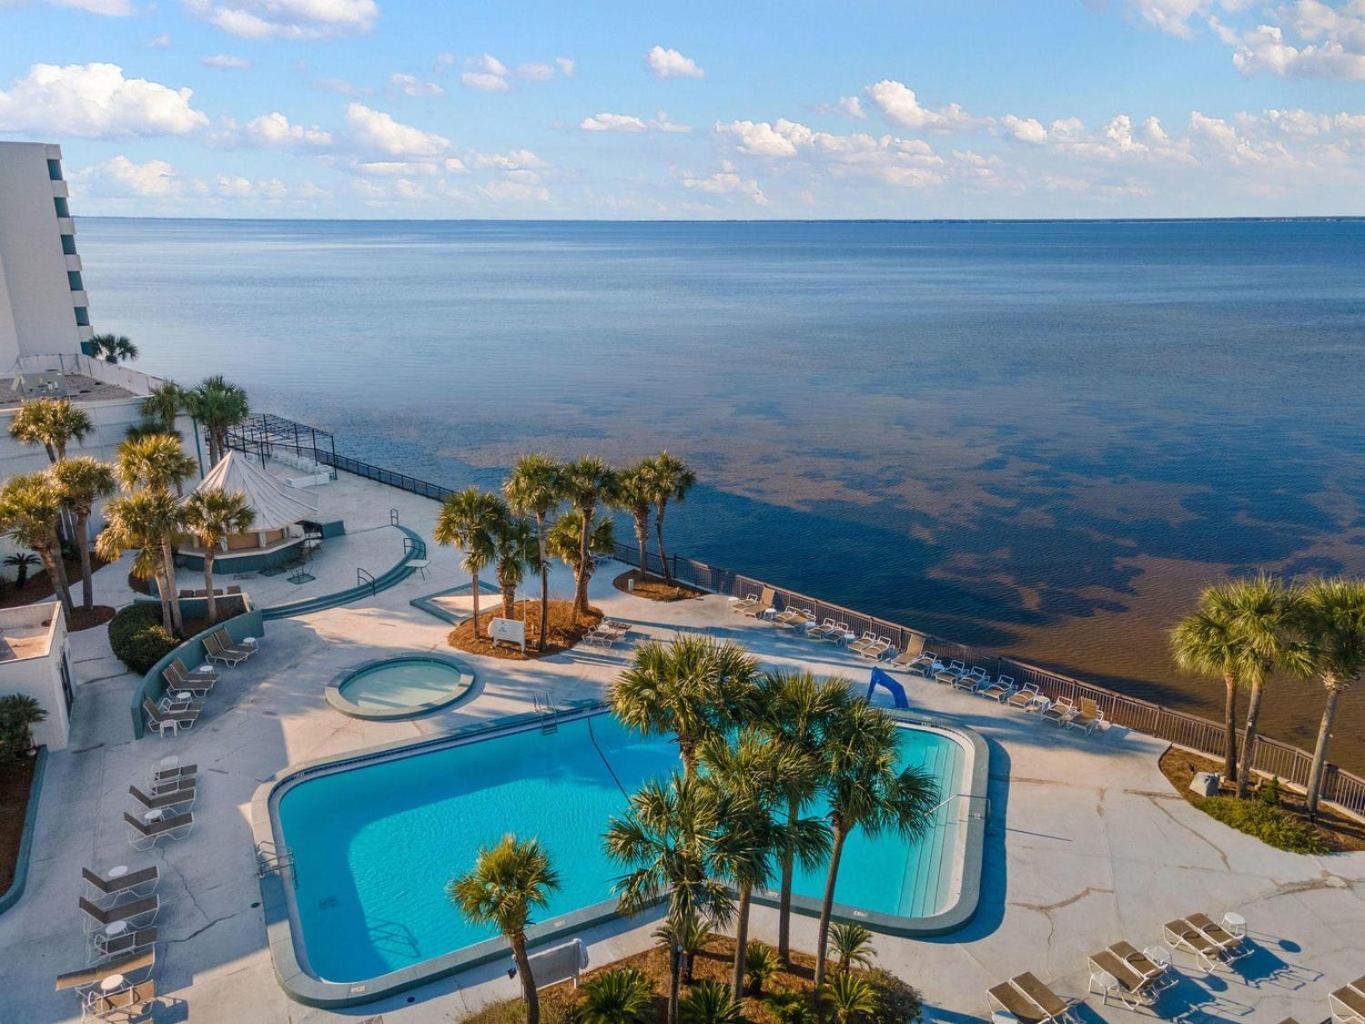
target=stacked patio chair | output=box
[1087,940,1176,1009]
[1330,976,1365,1024]
[986,972,1076,1024]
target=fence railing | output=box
[225,416,1365,821]
[611,540,1365,819]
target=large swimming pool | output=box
[266,708,985,1004]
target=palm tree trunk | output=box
[38,540,74,618]
[667,942,683,1024]
[471,570,482,636]
[536,513,549,652]
[500,574,516,619]
[1306,680,1342,817]
[161,536,183,633]
[574,504,592,619]
[777,796,798,966]
[204,549,217,624]
[635,513,649,576]
[655,503,672,583]
[678,735,697,777]
[731,886,752,999]
[74,511,94,611]
[510,931,540,1024]
[1222,674,1239,780]
[1237,680,1265,799]
[153,567,173,631]
[813,826,848,1005]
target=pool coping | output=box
[409,580,501,625]
[323,652,477,720]
[249,702,989,1009]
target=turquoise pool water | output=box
[338,657,472,711]
[276,715,966,984]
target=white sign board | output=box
[488,616,526,652]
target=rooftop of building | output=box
[0,371,136,411]
[0,602,60,661]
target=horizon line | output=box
[78,214,1365,225]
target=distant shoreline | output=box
[77,214,1365,225]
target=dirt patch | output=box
[466,933,919,1024]
[613,568,707,602]
[66,605,115,632]
[1159,747,1365,853]
[447,599,602,661]
[0,755,37,893]
[0,552,109,612]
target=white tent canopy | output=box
[192,450,317,533]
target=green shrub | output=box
[679,982,741,1024]
[1200,796,1330,854]
[864,968,923,1024]
[0,694,47,759]
[744,942,782,996]
[1260,776,1282,807]
[108,603,179,674]
[765,991,816,1024]
[580,968,652,1024]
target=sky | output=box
[1,0,1363,218]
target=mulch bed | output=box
[0,552,109,614]
[447,599,602,661]
[66,605,115,632]
[0,755,37,893]
[1159,747,1365,852]
[613,568,707,602]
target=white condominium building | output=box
[0,141,94,369]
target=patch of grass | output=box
[447,599,602,661]
[1198,797,1332,854]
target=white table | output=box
[1221,911,1246,937]
[104,920,129,938]
[839,632,857,646]
[405,558,431,580]
[242,636,259,647]
[100,973,126,993]
[106,865,128,880]
[189,664,215,677]
[143,809,164,824]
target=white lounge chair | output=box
[977,675,1015,701]
[935,660,966,686]
[847,631,878,656]
[954,667,988,692]
[1330,977,1365,1024]
[1042,696,1077,726]
[124,811,194,851]
[1066,697,1106,734]
[1006,683,1043,711]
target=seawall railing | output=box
[225,414,1365,820]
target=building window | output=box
[74,306,90,327]
[54,196,70,217]
[48,158,63,181]
[68,271,84,291]
[61,235,77,256]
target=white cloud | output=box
[313,76,367,95]
[1001,114,1048,143]
[344,102,449,156]
[864,80,976,131]
[461,54,510,92]
[1127,0,1211,38]
[715,118,947,189]
[837,96,867,120]
[481,179,550,202]
[0,63,207,137]
[467,148,546,170]
[149,34,172,48]
[70,155,183,197]
[579,112,648,132]
[1225,20,1365,78]
[184,0,377,40]
[715,119,801,157]
[390,72,444,96]
[240,111,333,148]
[202,53,250,69]
[517,62,555,81]
[50,0,133,15]
[645,45,704,79]
[651,111,691,133]
[681,164,767,204]
[556,57,575,77]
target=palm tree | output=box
[0,694,47,760]
[680,982,742,1024]
[744,942,782,997]
[611,634,759,776]
[0,473,73,617]
[89,333,139,363]
[185,375,249,465]
[546,509,615,623]
[1296,578,1365,816]
[813,700,938,1001]
[50,457,116,611]
[139,381,184,434]
[1171,584,1252,780]
[181,488,255,623]
[701,729,829,997]
[823,973,880,1024]
[447,835,560,1024]
[8,397,94,464]
[433,487,502,636]
[491,512,540,620]
[613,463,655,577]
[504,454,563,652]
[648,451,696,584]
[605,772,734,1024]
[653,907,713,985]
[580,968,654,1024]
[116,434,197,496]
[826,922,875,977]
[757,669,852,966]
[559,457,618,620]
[4,552,39,589]
[96,490,184,631]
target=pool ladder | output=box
[533,693,559,734]
[256,840,297,883]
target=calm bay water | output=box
[76,218,1365,769]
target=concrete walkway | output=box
[3,468,1362,1024]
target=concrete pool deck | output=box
[2,467,1363,1024]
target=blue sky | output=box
[1,0,1362,217]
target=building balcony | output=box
[65,254,82,272]
[70,290,88,307]
[56,217,75,235]
[51,180,69,199]
[78,325,94,342]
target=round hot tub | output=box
[325,654,476,720]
